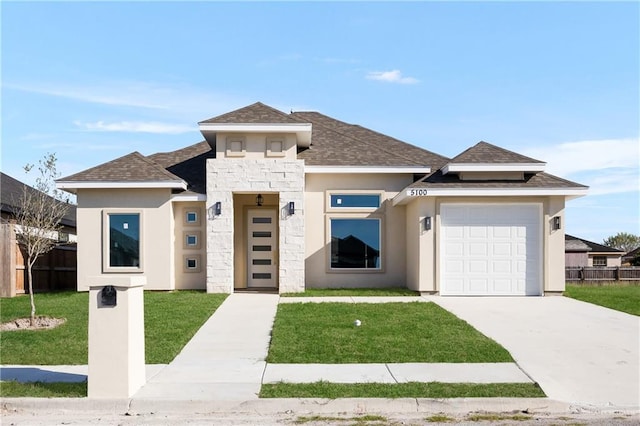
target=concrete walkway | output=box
[432,296,640,410]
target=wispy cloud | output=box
[520,138,639,176]
[366,70,419,84]
[520,138,640,196]
[73,120,194,134]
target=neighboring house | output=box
[1,172,77,296]
[565,234,625,267]
[622,246,640,266]
[57,102,588,296]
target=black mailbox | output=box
[101,285,117,306]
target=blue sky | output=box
[2,1,638,244]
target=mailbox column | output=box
[88,276,146,398]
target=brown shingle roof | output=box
[199,102,300,124]
[292,111,448,168]
[59,152,184,183]
[450,141,544,164]
[408,170,587,189]
[148,141,216,194]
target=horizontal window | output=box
[330,218,381,270]
[330,194,381,208]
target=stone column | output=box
[88,276,146,398]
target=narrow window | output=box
[330,218,381,269]
[108,213,141,268]
[330,194,381,208]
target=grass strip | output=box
[565,284,640,316]
[268,302,512,363]
[281,288,420,297]
[0,291,227,364]
[0,380,87,397]
[260,382,546,398]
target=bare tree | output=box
[12,153,70,326]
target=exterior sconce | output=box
[424,216,432,231]
[256,194,264,207]
[208,201,222,219]
[288,201,295,215]
[553,216,561,230]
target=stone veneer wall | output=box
[206,159,305,293]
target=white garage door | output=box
[440,204,542,296]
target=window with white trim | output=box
[593,256,607,267]
[330,218,381,270]
[103,211,143,272]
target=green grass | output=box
[281,287,420,297]
[0,291,227,364]
[0,380,87,397]
[565,284,640,316]
[267,302,513,363]
[260,382,546,398]
[294,415,387,425]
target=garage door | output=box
[440,204,541,296]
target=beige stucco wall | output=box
[173,202,206,290]
[216,133,297,160]
[76,188,175,291]
[304,173,412,289]
[404,195,567,294]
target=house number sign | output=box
[407,189,428,196]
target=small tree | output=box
[13,153,70,326]
[603,232,640,253]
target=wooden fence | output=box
[566,266,640,282]
[1,223,76,297]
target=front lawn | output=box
[565,284,640,316]
[267,302,513,363]
[260,382,545,398]
[0,381,86,398]
[281,288,420,297]
[0,291,226,364]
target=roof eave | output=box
[198,122,313,148]
[442,163,547,174]
[56,180,188,194]
[393,187,588,206]
[305,166,431,174]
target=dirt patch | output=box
[1,316,66,331]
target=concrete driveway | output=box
[432,296,639,410]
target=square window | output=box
[183,254,202,273]
[186,211,197,223]
[593,256,607,267]
[330,218,381,269]
[186,234,197,246]
[183,208,202,226]
[103,211,143,272]
[182,231,201,249]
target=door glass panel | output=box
[252,273,272,279]
[253,259,272,265]
[253,217,272,224]
[252,245,272,251]
[253,231,272,238]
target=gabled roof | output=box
[565,234,625,254]
[148,141,216,194]
[449,141,544,164]
[57,152,187,192]
[1,172,76,228]
[292,111,448,168]
[199,102,301,124]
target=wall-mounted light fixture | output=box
[424,216,432,231]
[553,216,561,231]
[288,201,295,215]
[214,201,222,216]
[256,194,264,207]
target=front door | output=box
[247,208,278,288]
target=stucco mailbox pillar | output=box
[88,276,146,398]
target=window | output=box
[183,254,202,273]
[186,234,197,246]
[330,218,381,269]
[186,211,198,223]
[331,194,381,208]
[183,208,201,226]
[593,256,607,267]
[104,212,142,271]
